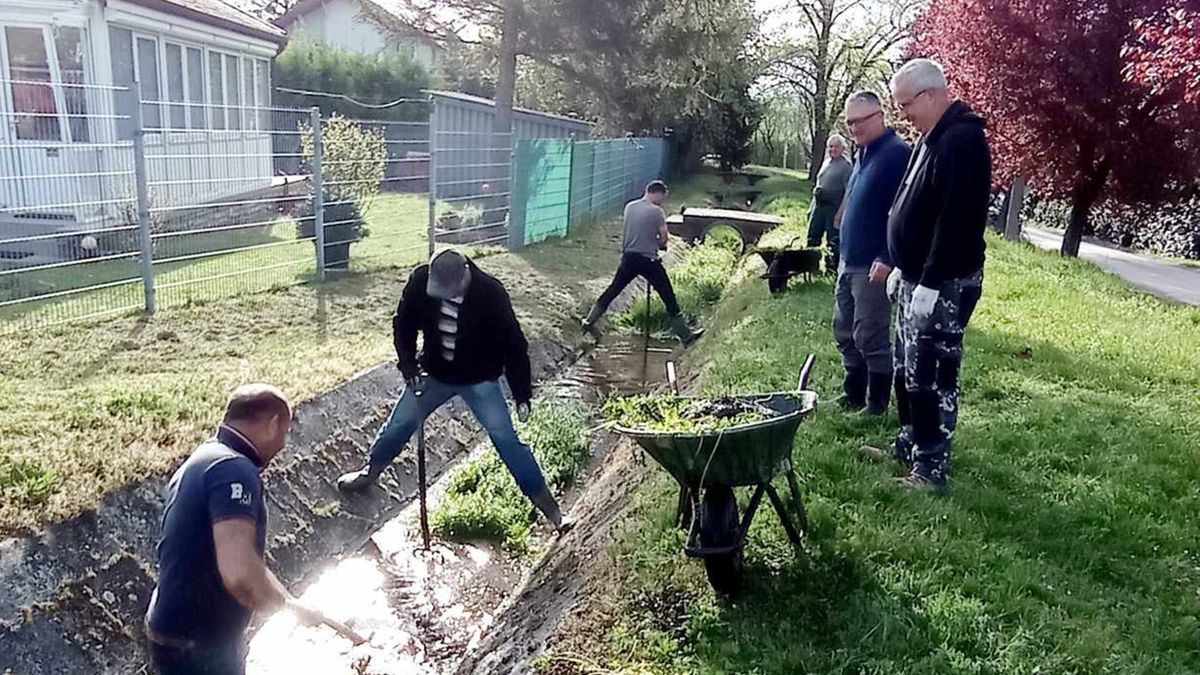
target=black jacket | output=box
[393,261,533,404]
[887,101,992,288]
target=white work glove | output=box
[516,402,531,423]
[885,267,903,302]
[908,284,940,321]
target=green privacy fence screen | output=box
[510,137,666,247]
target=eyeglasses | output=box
[895,88,930,112]
[845,110,883,128]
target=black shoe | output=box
[837,366,867,411]
[336,466,381,493]
[836,394,866,412]
[670,314,704,347]
[862,370,892,415]
[896,472,948,494]
[581,304,604,334]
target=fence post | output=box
[566,137,576,233]
[309,107,326,280]
[426,99,437,259]
[129,84,155,315]
[1005,175,1027,241]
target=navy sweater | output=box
[839,129,911,268]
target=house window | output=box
[4,26,59,142]
[241,55,255,130]
[165,43,186,129]
[161,41,207,131]
[186,47,205,129]
[2,25,90,143]
[134,35,161,128]
[53,26,89,142]
[217,53,240,131]
[208,50,224,130]
[106,30,266,135]
[255,59,270,130]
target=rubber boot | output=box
[336,464,382,493]
[580,303,605,333]
[530,488,573,535]
[669,314,704,347]
[862,370,892,416]
[835,366,867,411]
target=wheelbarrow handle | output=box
[797,354,816,391]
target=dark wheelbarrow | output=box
[755,238,822,294]
[612,356,819,595]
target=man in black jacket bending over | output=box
[863,58,990,492]
[338,250,568,532]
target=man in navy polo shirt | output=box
[832,91,911,415]
[145,384,347,674]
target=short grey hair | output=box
[826,133,848,149]
[845,90,883,110]
[891,58,947,94]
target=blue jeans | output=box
[368,377,548,497]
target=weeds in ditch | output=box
[432,402,590,553]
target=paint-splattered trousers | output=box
[892,269,983,485]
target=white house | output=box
[0,0,286,264]
[275,0,441,69]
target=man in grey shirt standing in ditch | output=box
[580,180,703,346]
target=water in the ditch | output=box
[245,334,676,674]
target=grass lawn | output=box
[0,193,430,327]
[541,171,1200,674]
[0,176,719,535]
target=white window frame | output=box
[131,31,162,131]
[161,38,207,131]
[0,22,88,145]
[184,45,206,131]
[245,57,269,131]
[207,48,245,133]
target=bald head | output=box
[224,384,292,463]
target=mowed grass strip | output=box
[540,172,1200,673]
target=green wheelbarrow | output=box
[613,356,818,595]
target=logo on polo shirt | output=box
[230,483,252,505]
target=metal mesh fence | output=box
[0,85,664,333]
[0,81,142,327]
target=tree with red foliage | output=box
[1127,4,1200,107]
[909,0,1200,256]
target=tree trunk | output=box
[1004,176,1026,241]
[1061,165,1110,257]
[494,0,520,136]
[496,0,521,247]
[806,0,834,181]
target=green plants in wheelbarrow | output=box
[601,394,782,434]
[603,358,818,596]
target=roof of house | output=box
[425,90,594,129]
[125,0,287,44]
[274,0,442,45]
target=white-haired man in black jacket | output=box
[862,58,991,492]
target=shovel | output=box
[414,381,431,551]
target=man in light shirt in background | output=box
[581,180,704,346]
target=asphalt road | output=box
[1023,227,1200,306]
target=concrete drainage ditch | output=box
[0,277,677,675]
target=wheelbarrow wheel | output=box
[699,485,743,596]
